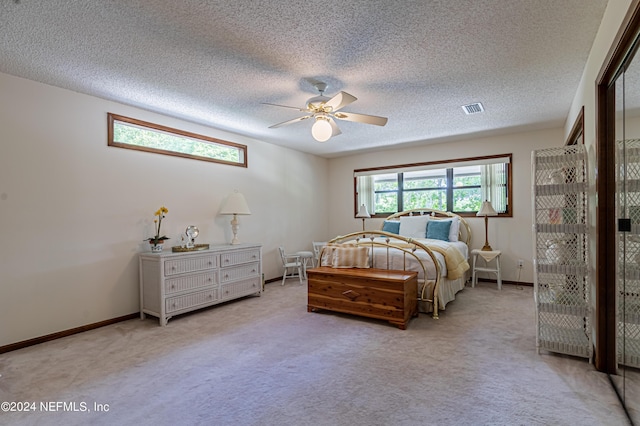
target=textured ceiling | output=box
[0,0,609,158]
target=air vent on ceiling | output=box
[462,102,484,115]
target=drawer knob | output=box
[225,274,229,279]
[171,285,175,289]
[172,266,176,270]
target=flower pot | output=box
[150,240,164,253]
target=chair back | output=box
[312,241,326,256]
[278,246,287,266]
[312,241,327,265]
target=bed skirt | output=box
[418,274,468,314]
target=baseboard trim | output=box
[0,313,138,354]
[266,276,532,287]
[475,278,533,286]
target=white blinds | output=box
[481,163,507,213]
[354,156,511,177]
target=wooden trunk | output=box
[307,267,418,329]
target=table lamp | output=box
[356,204,371,231]
[220,190,251,244]
[477,200,498,251]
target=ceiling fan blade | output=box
[262,102,309,112]
[268,115,311,128]
[324,91,357,112]
[328,117,342,137]
[333,111,388,126]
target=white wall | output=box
[327,128,563,284]
[563,0,635,353]
[0,72,329,347]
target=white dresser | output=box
[139,243,262,326]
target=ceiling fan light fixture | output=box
[312,117,333,142]
[265,80,387,142]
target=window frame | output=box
[107,113,248,168]
[354,154,512,218]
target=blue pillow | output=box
[382,220,400,234]
[426,220,451,241]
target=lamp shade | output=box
[477,200,497,217]
[220,191,251,215]
[355,204,371,218]
[311,117,332,142]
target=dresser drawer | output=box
[140,244,262,326]
[164,254,217,276]
[220,249,260,267]
[220,277,261,300]
[220,262,260,283]
[165,271,217,295]
[166,288,218,313]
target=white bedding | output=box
[362,237,467,280]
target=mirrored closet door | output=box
[613,28,640,424]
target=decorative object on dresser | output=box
[172,226,210,252]
[307,267,418,329]
[355,204,371,231]
[220,190,251,245]
[532,145,590,360]
[139,243,262,326]
[145,206,169,252]
[476,200,497,251]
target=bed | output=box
[321,209,471,319]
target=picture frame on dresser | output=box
[139,243,262,326]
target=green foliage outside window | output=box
[108,113,247,167]
[372,171,487,214]
[114,123,241,162]
[453,188,482,211]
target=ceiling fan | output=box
[264,81,388,142]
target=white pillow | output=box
[448,216,461,242]
[398,215,429,239]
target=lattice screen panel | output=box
[532,145,590,360]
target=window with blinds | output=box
[354,154,511,218]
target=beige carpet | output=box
[0,281,630,426]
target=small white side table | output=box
[296,251,314,279]
[471,249,502,290]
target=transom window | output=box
[355,154,511,217]
[108,113,247,167]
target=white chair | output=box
[278,247,303,285]
[312,241,328,267]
